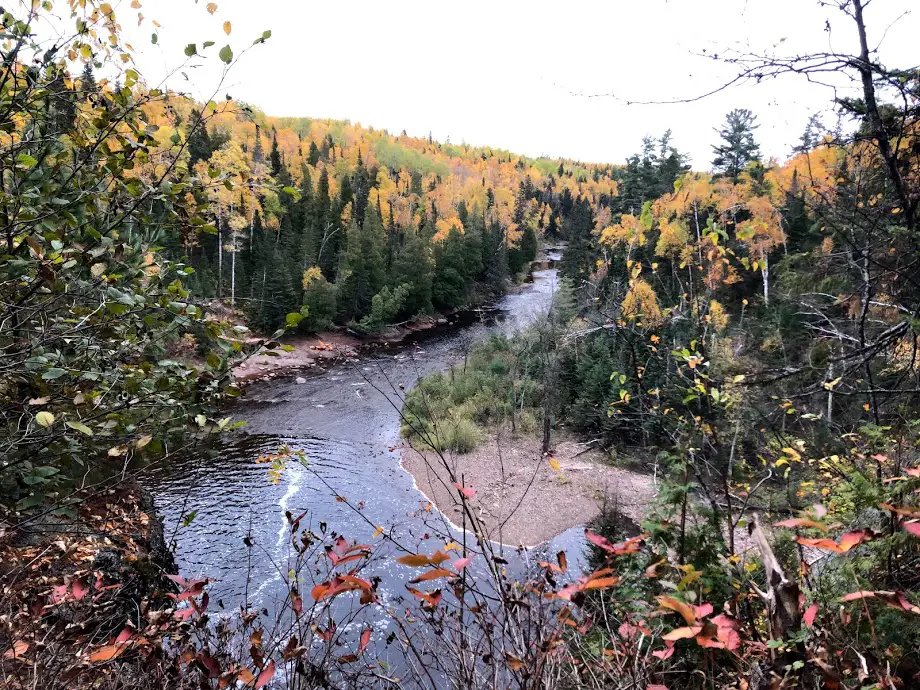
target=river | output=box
[145,248,592,668]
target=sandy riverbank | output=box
[400,433,658,547]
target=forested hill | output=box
[151,96,633,334]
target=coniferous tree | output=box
[186,109,212,168]
[336,206,386,321]
[711,109,761,182]
[48,70,76,134]
[559,197,595,283]
[432,228,469,309]
[307,141,320,166]
[391,230,433,316]
[269,131,282,177]
[79,62,97,96]
[252,124,265,164]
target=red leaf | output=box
[841,590,876,602]
[71,578,89,600]
[796,537,843,553]
[291,591,302,615]
[89,643,130,663]
[838,530,871,552]
[585,529,615,553]
[452,482,476,499]
[896,593,920,614]
[906,467,920,477]
[409,568,454,584]
[406,586,442,608]
[358,627,371,655]
[197,651,220,678]
[453,556,473,571]
[174,606,197,620]
[582,576,621,591]
[165,573,188,588]
[651,641,675,660]
[255,660,275,689]
[804,603,819,627]
[774,518,828,532]
[3,641,29,660]
[692,603,713,619]
[647,685,669,690]
[396,554,432,567]
[903,521,920,537]
[115,627,134,644]
[710,613,738,630]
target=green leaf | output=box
[203,41,215,48]
[41,368,67,380]
[65,421,94,436]
[219,44,233,64]
[253,29,272,45]
[184,43,197,56]
[36,411,55,427]
[16,153,38,169]
[285,312,303,327]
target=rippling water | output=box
[144,251,590,664]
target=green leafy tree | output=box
[0,7,257,509]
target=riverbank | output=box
[400,431,658,547]
[233,308,499,384]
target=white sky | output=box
[124,0,918,168]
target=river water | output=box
[145,249,591,664]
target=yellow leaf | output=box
[548,457,561,472]
[781,447,802,462]
[36,411,55,427]
[136,435,152,449]
[206,2,217,14]
[223,21,231,35]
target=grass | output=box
[401,334,542,453]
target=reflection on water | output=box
[144,249,588,659]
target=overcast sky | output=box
[124,0,917,168]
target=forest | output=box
[161,98,621,334]
[1,1,919,690]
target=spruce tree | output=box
[186,109,212,167]
[335,207,386,321]
[80,62,97,96]
[391,230,433,316]
[269,131,282,177]
[712,109,761,182]
[432,228,469,309]
[252,124,265,163]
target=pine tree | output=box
[712,109,761,182]
[313,168,336,277]
[391,230,434,316]
[252,124,265,163]
[336,206,386,321]
[432,228,469,309]
[186,109,213,167]
[559,197,595,282]
[80,62,97,96]
[269,131,282,177]
[307,141,320,166]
